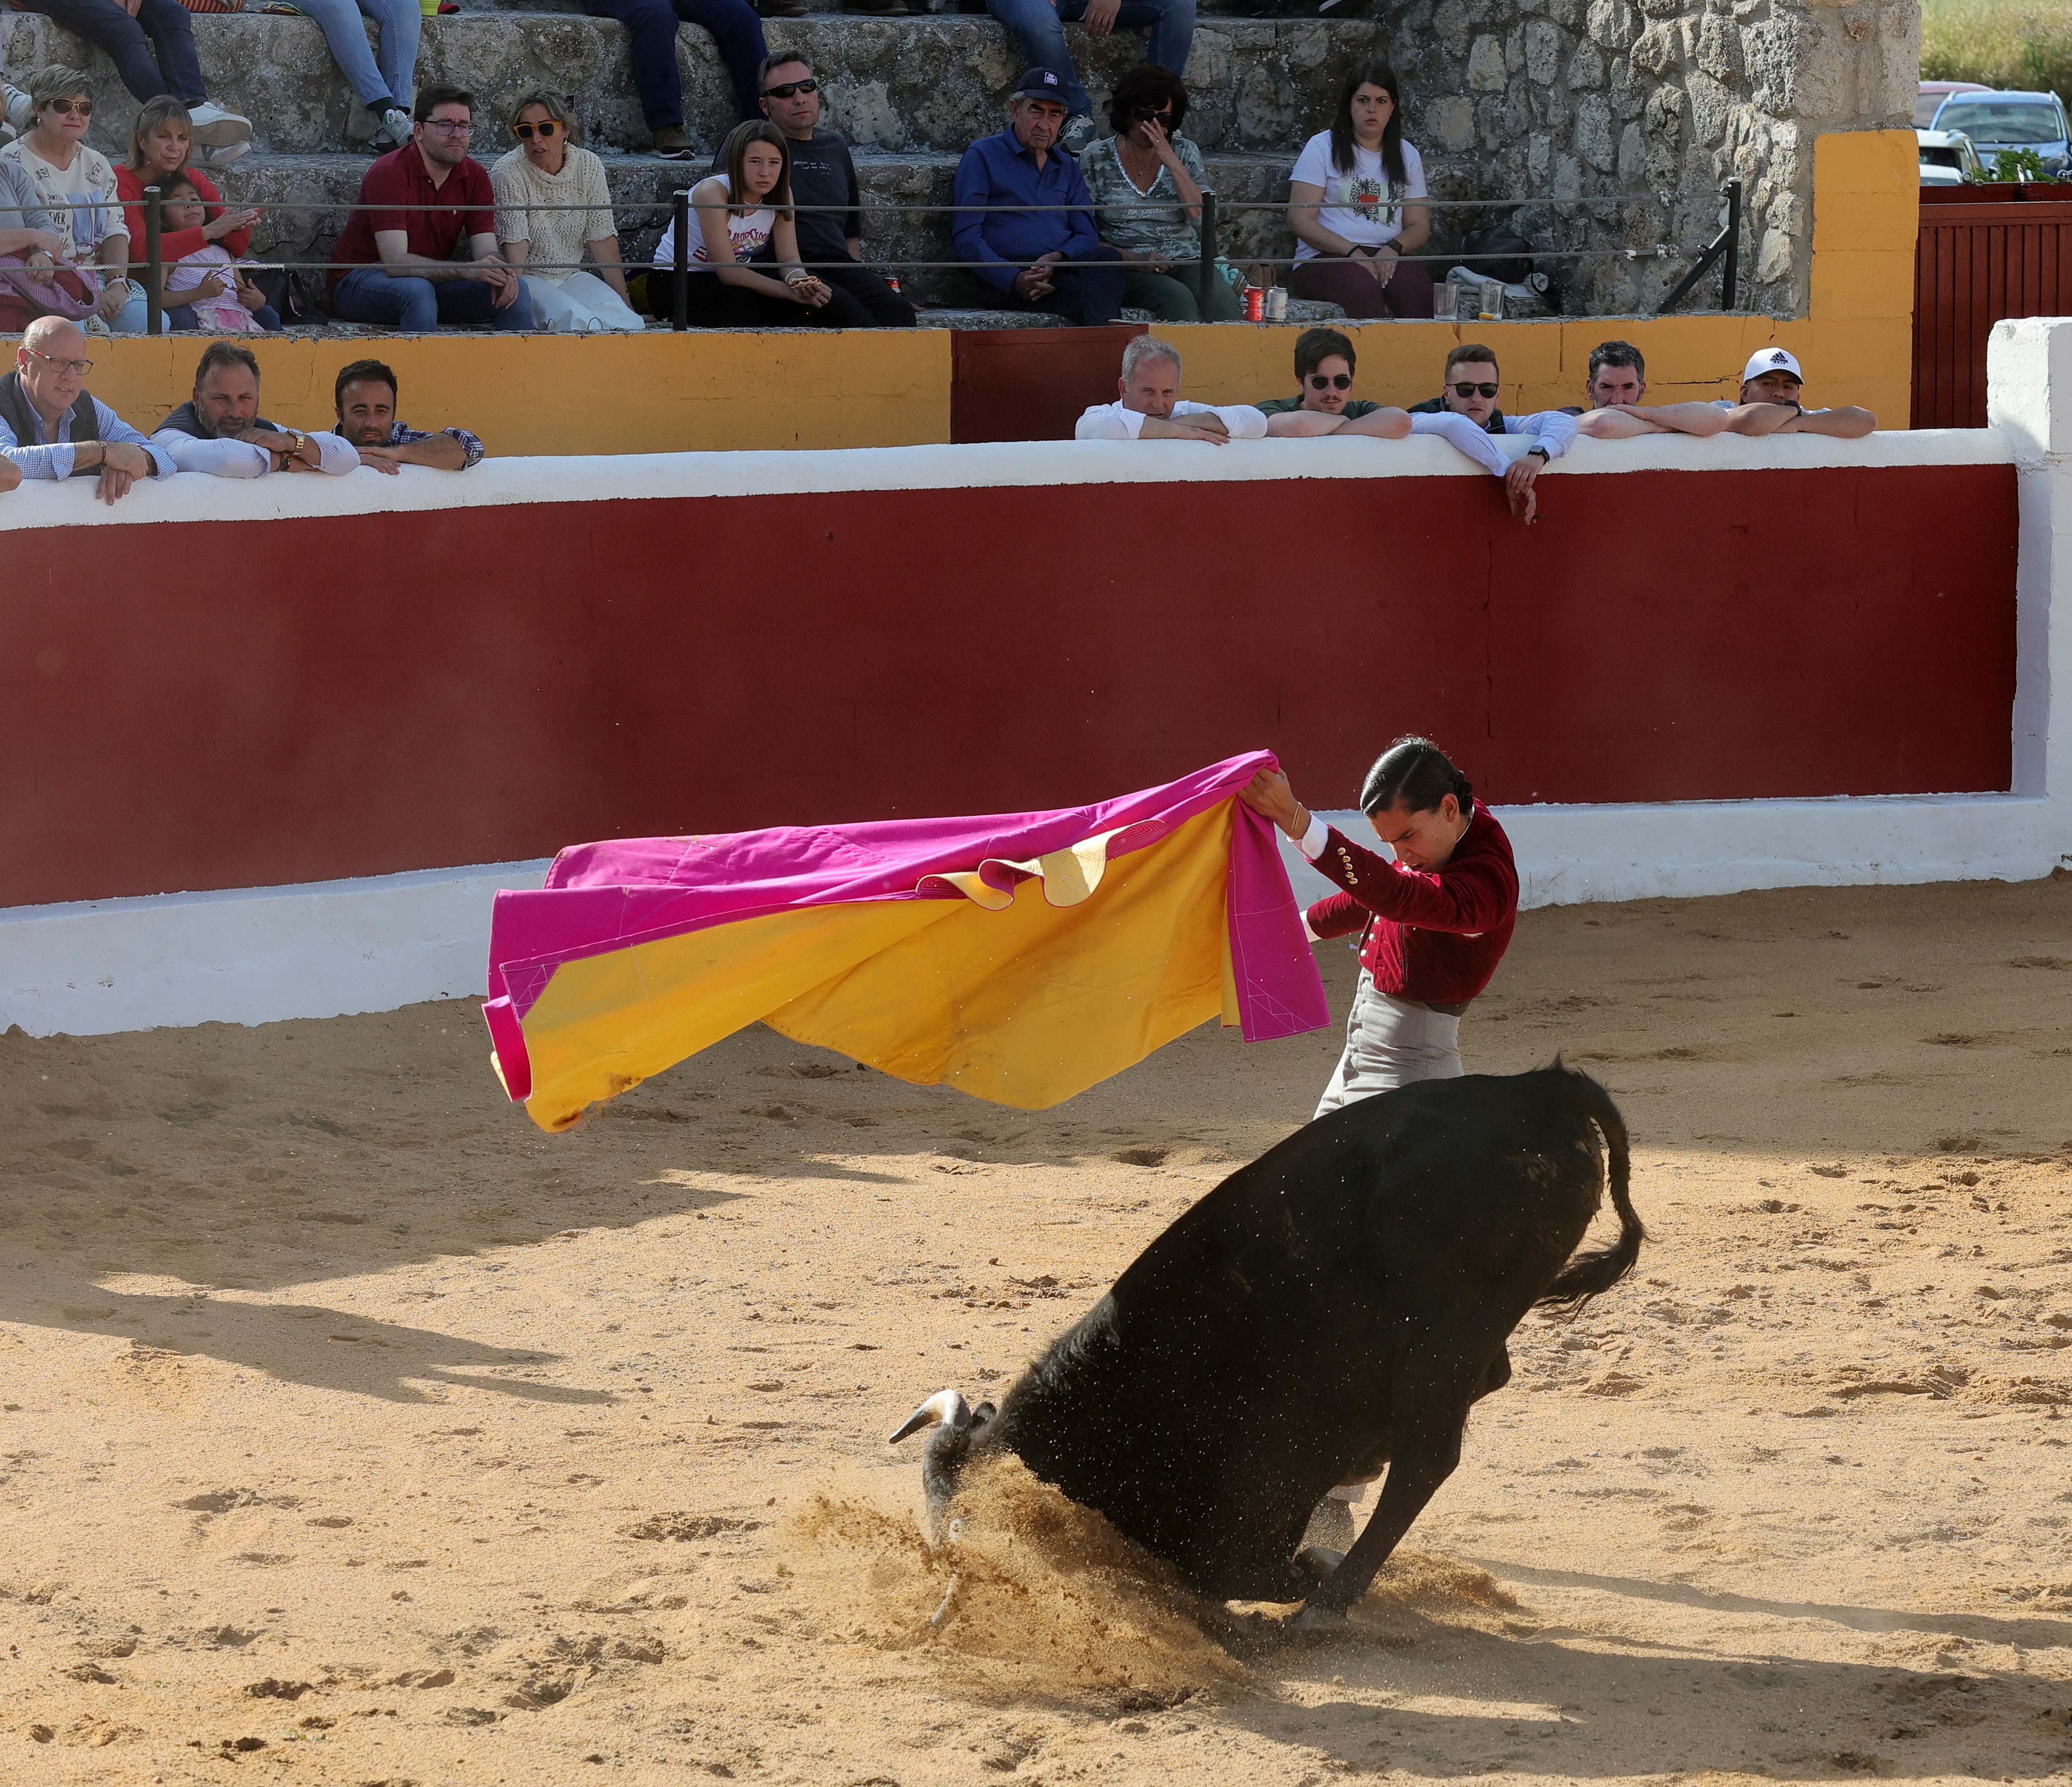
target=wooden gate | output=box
[1914,186,2072,428]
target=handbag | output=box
[1456,220,1534,286]
[0,255,103,332]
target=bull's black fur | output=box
[895,1063,1644,1613]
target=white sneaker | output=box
[197,138,251,170]
[185,101,253,149]
[371,106,413,150]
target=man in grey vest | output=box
[0,316,173,503]
[152,340,359,478]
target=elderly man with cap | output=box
[151,340,360,479]
[1075,334,1267,442]
[1580,347,1875,440]
[952,68,1125,326]
[0,315,172,502]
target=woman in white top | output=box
[1285,61,1434,320]
[651,119,868,327]
[0,66,130,330]
[492,89,643,333]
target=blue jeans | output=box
[582,0,767,126]
[982,0,1196,118]
[331,263,535,331]
[292,0,422,111]
[25,0,209,105]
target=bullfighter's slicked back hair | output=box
[1360,736,1474,816]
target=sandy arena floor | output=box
[3,876,2071,1786]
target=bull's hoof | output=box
[1285,1599,1352,1637]
[1295,1544,1346,1584]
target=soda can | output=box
[1264,285,1287,322]
[885,275,901,293]
[1244,285,1264,323]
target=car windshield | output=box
[1921,145,1961,167]
[1936,99,2065,145]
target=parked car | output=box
[1916,79,1989,130]
[1917,127,1985,186]
[1927,90,2072,180]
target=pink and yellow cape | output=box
[483,751,1328,1132]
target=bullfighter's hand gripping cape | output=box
[482,751,1330,1133]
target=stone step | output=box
[204,146,1301,307]
[471,0,1368,19]
[1,10,1383,159]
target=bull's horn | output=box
[888,1388,969,1444]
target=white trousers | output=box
[1312,968,1464,1121]
[520,271,647,333]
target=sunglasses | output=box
[1133,106,1176,123]
[1450,382,1500,399]
[1306,372,1353,391]
[50,98,93,118]
[513,119,563,139]
[761,78,819,99]
[27,346,93,376]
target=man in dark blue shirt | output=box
[951,67,1125,326]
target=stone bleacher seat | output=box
[0,0,1379,322]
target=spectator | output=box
[1582,347,1875,440]
[980,0,1196,157]
[117,97,261,334]
[583,0,770,157]
[0,314,174,502]
[491,89,643,333]
[1407,342,1576,523]
[1,69,132,331]
[1253,325,1410,439]
[294,0,420,152]
[1075,333,1265,440]
[14,2,250,166]
[1077,64,1237,322]
[151,340,358,476]
[2,76,30,149]
[1559,338,1645,415]
[331,356,484,472]
[142,173,279,332]
[651,120,863,326]
[953,69,1124,326]
[1285,61,1432,320]
[329,87,534,333]
[753,53,915,327]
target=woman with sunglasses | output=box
[1285,59,1433,319]
[0,67,130,330]
[1077,64,1240,322]
[491,90,643,332]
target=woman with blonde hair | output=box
[650,119,867,327]
[490,88,642,332]
[114,95,260,332]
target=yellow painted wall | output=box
[81,327,952,454]
[62,131,1915,450]
[1161,130,1919,427]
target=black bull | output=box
[893,1064,1645,1625]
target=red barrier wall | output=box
[0,461,2018,908]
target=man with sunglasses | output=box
[0,315,172,503]
[750,53,913,326]
[1253,326,1410,439]
[330,86,533,333]
[1406,342,1576,523]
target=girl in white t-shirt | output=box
[1284,61,1434,320]
[651,120,865,328]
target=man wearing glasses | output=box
[1253,326,1410,440]
[752,53,913,327]
[1407,342,1577,523]
[0,315,173,503]
[329,86,533,333]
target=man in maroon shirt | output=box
[1242,736,1520,1120]
[329,86,533,332]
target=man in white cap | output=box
[1579,346,1875,440]
[1074,334,1267,443]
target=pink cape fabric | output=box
[483,750,1329,1103]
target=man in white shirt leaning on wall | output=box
[1075,334,1268,445]
[151,341,360,478]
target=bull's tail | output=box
[1536,1065,1645,1311]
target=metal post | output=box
[145,184,163,338]
[672,189,690,332]
[1720,177,1741,311]
[1197,189,1216,315]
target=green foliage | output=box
[1978,145,2050,181]
[1922,0,2072,111]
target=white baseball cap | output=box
[1741,347,1804,385]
